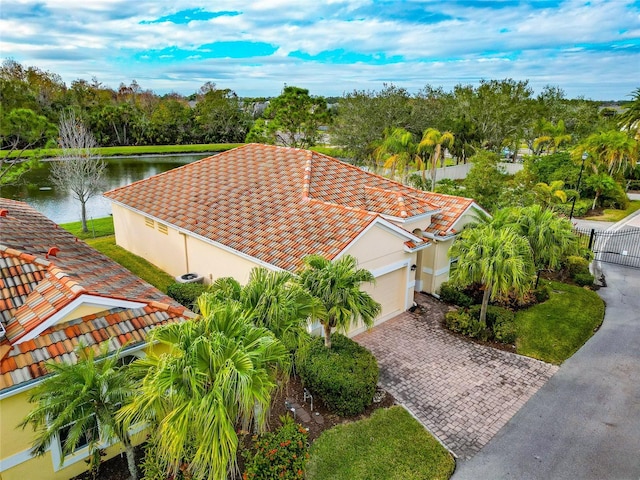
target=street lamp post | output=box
[569,152,588,220]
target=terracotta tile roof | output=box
[104,144,477,269]
[0,303,187,391]
[0,198,195,393]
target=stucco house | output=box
[0,198,194,480]
[105,144,484,334]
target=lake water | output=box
[0,154,210,224]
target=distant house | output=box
[105,144,484,334]
[0,198,194,480]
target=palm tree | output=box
[207,268,324,352]
[585,172,618,210]
[533,180,568,210]
[20,343,138,479]
[119,304,290,480]
[373,127,417,182]
[497,205,579,286]
[618,88,640,140]
[298,254,381,349]
[573,131,638,175]
[418,127,455,191]
[449,224,534,324]
[533,119,572,154]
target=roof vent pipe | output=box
[46,247,60,258]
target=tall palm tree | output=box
[206,268,324,352]
[298,254,381,349]
[573,130,638,175]
[618,87,640,140]
[20,343,138,479]
[449,224,534,324]
[373,127,418,183]
[418,127,455,191]
[497,205,579,286]
[119,304,290,480]
[533,119,572,154]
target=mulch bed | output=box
[71,376,396,480]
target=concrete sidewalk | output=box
[453,263,640,480]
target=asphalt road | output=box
[453,262,640,480]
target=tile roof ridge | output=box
[0,245,52,268]
[302,149,313,201]
[144,299,197,318]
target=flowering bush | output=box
[243,416,309,480]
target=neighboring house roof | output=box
[104,144,477,270]
[0,198,195,393]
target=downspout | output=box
[180,232,189,273]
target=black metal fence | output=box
[574,227,640,269]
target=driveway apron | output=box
[454,263,640,480]
[354,294,558,460]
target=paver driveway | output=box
[354,294,558,459]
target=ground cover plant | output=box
[516,281,604,364]
[306,406,455,480]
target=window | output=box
[145,217,154,228]
[58,422,96,454]
[157,223,168,235]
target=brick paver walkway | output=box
[354,293,559,460]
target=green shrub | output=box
[533,284,552,303]
[555,199,591,217]
[166,282,207,310]
[468,305,515,329]
[492,319,517,344]
[444,310,488,340]
[574,273,595,287]
[438,282,474,307]
[565,255,590,277]
[296,335,378,417]
[243,416,309,480]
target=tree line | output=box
[1,58,630,156]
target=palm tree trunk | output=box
[592,193,599,210]
[123,436,138,480]
[480,286,491,324]
[323,322,332,349]
[430,154,437,191]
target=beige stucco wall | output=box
[341,224,417,336]
[112,204,186,276]
[418,237,456,294]
[112,204,265,283]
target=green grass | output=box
[516,281,605,364]
[583,200,640,222]
[84,236,175,293]
[0,143,243,159]
[59,216,115,239]
[306,406,455,480]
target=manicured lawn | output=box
[59,216,115,239]
[0,143,242,159]
[583,200,640,222]
[84,236,175,293]
[306,406,455,480]
[516,281,605,364]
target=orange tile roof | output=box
[104,144,476,269]
[0,198,195,392]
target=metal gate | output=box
[574,227,640,268]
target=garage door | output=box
[369,267,406,325]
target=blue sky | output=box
[1,0,639,99]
